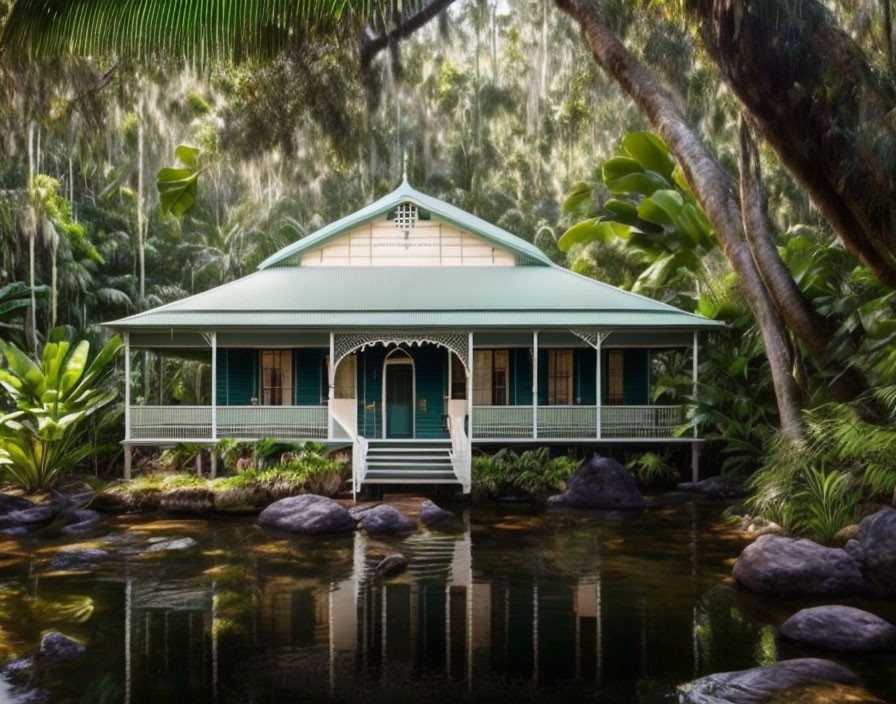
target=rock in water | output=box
[358,505,416,535]
[732,534,864,596]
[143,537,199,552]
[855,507,896,597]
[676,476,745,498]
[419,500,458,529]
[779,605,896,652]
[547,455,645,510]
[61,510,101,536]
[0,495,33,514]
[0,506,55,530]
[258,494,356,535]
[50,547,110,570]
[36,632,86,663]
[375,553,408,578]
[679,658,859,704]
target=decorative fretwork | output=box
[570,329,611,350]
[334,332,469,370]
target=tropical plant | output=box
[471,448,578,501]
[560,131,718,301]
[796,468,862,545]
[0,281,47,346]
[0,328,122,492]
[625,451,679,487]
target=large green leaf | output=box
[558,219,630,251]
[157,167,199,217]
[604,171,668,197]
[622,132,675,180]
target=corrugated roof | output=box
[257,179,554,268]
[107,266,724,330]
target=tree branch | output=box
[360,0,457,71]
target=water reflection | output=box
[4,503,894,703]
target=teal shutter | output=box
[575,348,596,405]
[215,349,257,405]
[294,349,327,405]
[623,349,649,405]
[512,348,533,405]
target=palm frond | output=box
[1,0,370,63]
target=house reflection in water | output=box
[119,512,702,702]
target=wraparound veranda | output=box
[107,179,722,494]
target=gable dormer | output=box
[257,181,552,270]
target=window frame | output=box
[547,348,574,405]
[260,349,293,406]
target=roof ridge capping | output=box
[257,180,554,269]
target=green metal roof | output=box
[107,265,724,331]
[257,179,554,268]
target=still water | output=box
[1,499,895,703]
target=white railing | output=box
[217,406,328,438]
[130,406,212,440]
[601,405,684,438]
[472,405,534,438]
[471,404,684,440]
[130,405,328,440]
[537,406,598,439]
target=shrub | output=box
[471,448,578,501]
[0,329,122,492]
[625,452,680,487]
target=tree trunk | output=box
[553,0,805,437]
[688,0,896,288]
[738,118,867,400]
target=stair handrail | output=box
[446,414,471,492]
[330,406,367,498]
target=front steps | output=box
[362,439,459,485]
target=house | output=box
[106,178,723,494]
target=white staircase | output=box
[362,439,460,485]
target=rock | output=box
[779,605,896,652]
[419,500,458,529]
[375,553,408,578]
[0,495,33,514]
[258,494,356,535]
[36,632,85,664]
[832,523,860,547]
[677,475,746,498]
[143,537,199,552]
[736,515,782,537]
[0,506,55,529]
[348,503,379,520]
[1,658,32,686]
[1,527,28,536]
[359,505,416,535]
[855,507,896,596]
[678,657,859,704]
[733,534,864,596]
[546,455,645,510]
[50,547,110,570]
[61,510,101,536]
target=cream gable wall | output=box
[299,217,517,267]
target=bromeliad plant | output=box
[0,329,123,492]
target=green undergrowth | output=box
[471,448,579,501]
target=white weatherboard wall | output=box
[300,218,517,267]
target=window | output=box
[547,349,574,405]
[473,349,508,405]
[333,354,356,399]
[608,350,624,405]
[451,354,467,399]
[261,350,292,406]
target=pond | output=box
[1,499,895,703]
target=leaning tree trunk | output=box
[688,0,896,288]
[737,119,867,401]
[553,0,805,437]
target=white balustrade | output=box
[471,404,684,439]
[130,405,328,440]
